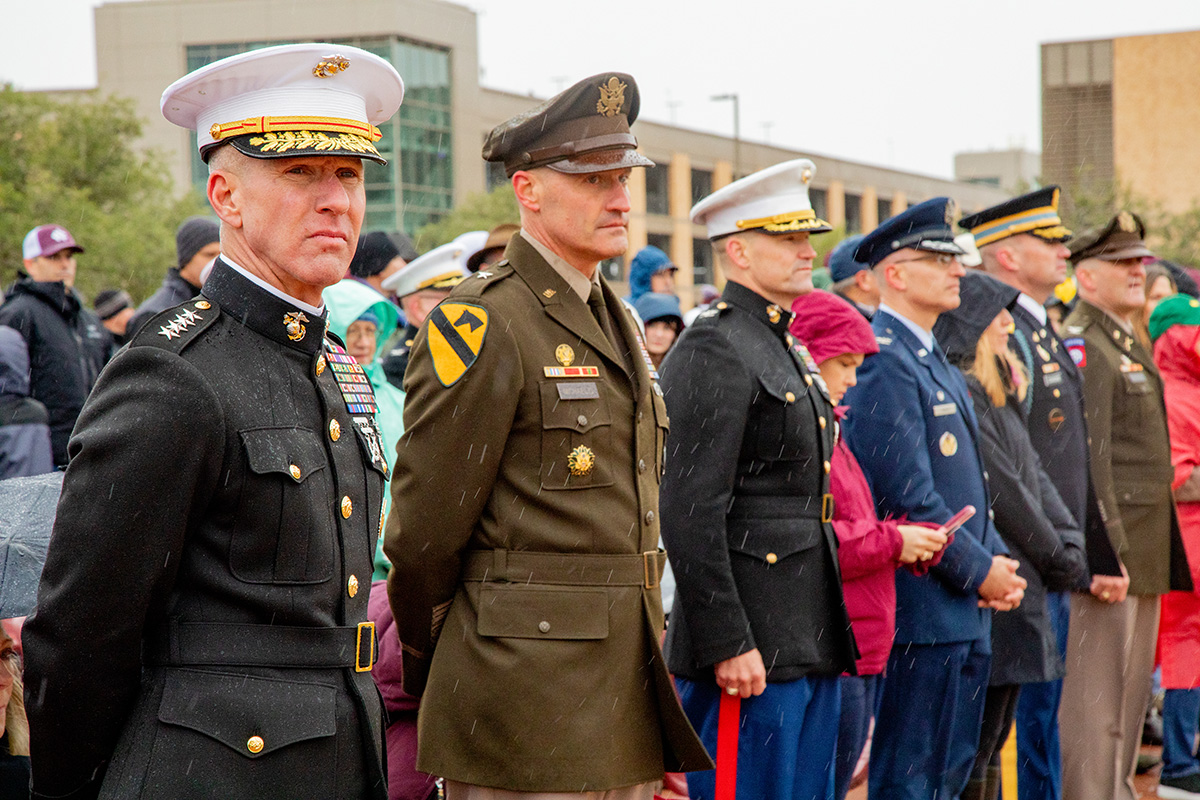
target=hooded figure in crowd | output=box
[323,278,405,580]
[626,245,678,305]
[935,272,1088,800]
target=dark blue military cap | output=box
[828,234,867,282]
[853,197,965,267]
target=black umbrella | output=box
[0,470,64,619]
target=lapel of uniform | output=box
[508,235,628,374]
[881,310,969,412]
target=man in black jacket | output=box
[660,158,856,800]
[0,224,112,467]
[126,216,220,338]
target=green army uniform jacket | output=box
[385,233,711,792]
[1062,299,1192,595]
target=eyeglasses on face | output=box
[891,253,961,268]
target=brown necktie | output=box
[587,283,619,349]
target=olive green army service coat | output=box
[1063,299,1192,595]
[384,233,711,792]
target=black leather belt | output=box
[727,493,835,523]
[461,549,666,590]
[146,620,376,672]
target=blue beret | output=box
[828,235,867,282]
[853,197,964,267]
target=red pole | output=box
[714,692,740,800]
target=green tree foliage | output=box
[413,185,518,252]
[0,86,206,303]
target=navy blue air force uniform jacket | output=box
[843,308,1008,647]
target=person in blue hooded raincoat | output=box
[626,245,678,305]
[324,278,406,580]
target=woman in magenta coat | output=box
[790,290,950,800]
[1149,294,1200,796]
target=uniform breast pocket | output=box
[233,427,335,584]
[751,370,816,462]
[538,382,615,490]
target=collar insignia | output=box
[284,311,309,342]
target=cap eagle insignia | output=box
[596,77,626,118]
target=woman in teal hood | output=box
[324,279,405,580]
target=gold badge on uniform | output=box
[556,344,575,367]
[284,311,309,342]
[596,76,626,117]
[939,431,958,457]
[313,55,350,78]
[568,445,595,477]
[1048,408,1066,432]
[543,289,557,298]
[1118,210,1136,232]
[766,305,782,324]
[1037,344,1052,362]
[427,303,489,387]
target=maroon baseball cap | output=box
[22,225,84,260]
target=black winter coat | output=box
[0,277,111,466]
[965,374,1088,684]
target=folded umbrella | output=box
[0,471,64,618]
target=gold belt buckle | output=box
[821,493,835,523]
[643,551,660,590]
[355,621,376,673]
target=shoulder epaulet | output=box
[449,261,515,299]
[128,297,220,354]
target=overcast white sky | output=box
[3,0,1199,179]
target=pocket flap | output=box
[158,669,336,758]
[241,428,327,483]
[477,585,609,640]
[753,364,805,404]
[727,520,823,562]
[539,383,612,432]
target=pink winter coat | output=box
[831,410,948,675]
[1154,324,1200,689]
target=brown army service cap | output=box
[1068,210,1154,263]
[483,72,655,177]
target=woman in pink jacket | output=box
[790,290,949,800]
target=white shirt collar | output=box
[878,302,934,351]
[222,256,325,316]
[1017,292,1048,326]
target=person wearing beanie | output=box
[350,230,417,297]
[789,289,949,800]
[93,289,135,345]
[126,216,221,338]
[626,245,678,305]
[633,292,683,368]
[935,272,1088,800]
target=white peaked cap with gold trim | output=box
[381,241,470,298]
[161,42,404,164]
[691,158,832,240]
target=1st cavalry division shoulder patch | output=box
[428,303,489,386]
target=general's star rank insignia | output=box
[428,302,489,387]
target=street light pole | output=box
[711,93,740,179]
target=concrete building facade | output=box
[1042,29,1200,216]
[92,0,1008,295]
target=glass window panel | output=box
[844,192,862,234]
